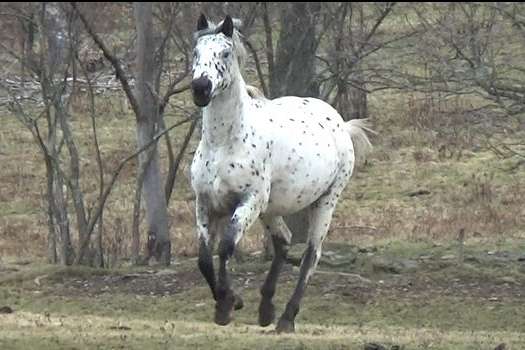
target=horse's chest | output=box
[192,147,265,213]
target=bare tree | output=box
[73,2,196,265]
[380,3,525,158]
[1,2,196,266]
[317,3,402,120]
[0,3,106,265]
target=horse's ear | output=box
[197,13,208,31]
[220,15,234,37]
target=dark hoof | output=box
[214,311,232,326]
[234,294,244,310]
[258,299,275,327]
[276,317,295,333]
[215,292,235,326]
[214,303,233,326]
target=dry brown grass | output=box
[1,89,524,262]
[329,91,525,247]
[2,310,523,350]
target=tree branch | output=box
[75,115,198,264]
[70,2,140,117]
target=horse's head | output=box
[191,14,243,107]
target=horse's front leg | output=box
[195,195,217,300]
[215,195,261,326]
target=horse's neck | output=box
[202,75,249,148]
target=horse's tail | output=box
[345,118,376,163]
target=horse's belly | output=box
[265,189,311,216]
[264,162,339,216]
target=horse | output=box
[189,14,373,333]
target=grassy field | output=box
[1,238,525,349]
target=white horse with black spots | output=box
[190,14,373,333]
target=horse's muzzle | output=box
[191,76,212,107]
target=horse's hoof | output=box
[234,294,244,310]
[258,299,275,327]
[215,293,235,326]
[214,302,233,326]
[214,310,232,326]
[276,317,295,333]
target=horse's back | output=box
[264,95,353,156]
[260,96,355,216]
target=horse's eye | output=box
[223,51,231,59]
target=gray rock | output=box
[440,254,456,260]
[286,243,357,268]
[500,276,519,285]
[465,255,481,263]
[364,343,387,350]
[372,257,403,274]
[0,306,13,314]
[401,259,419,270]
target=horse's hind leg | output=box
[258,216,292,327]
[276,177,348,333]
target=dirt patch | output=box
[48,269,203,297]
[372,273,524,301]
[5,244,525,305]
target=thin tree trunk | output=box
[131,146,155,265]
[44,147,58,264]
[84,54,105,268]
[134,2,171,265]
[348,70,368,120]
[54,165,74,265]
[270,2,321,99]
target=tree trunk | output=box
[348,71,368,120]
[93,216,104,268]
[345,5,368,121]
[269,2,321,99]
[134,2,171,265]
[54,167,74,265]
[337,69,368,121]
[46,161,57,264]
